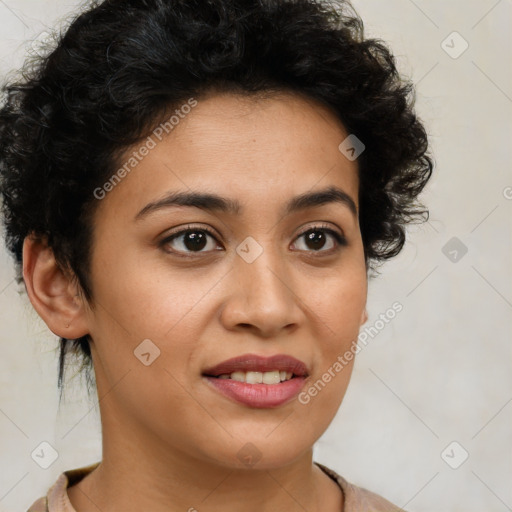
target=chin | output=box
[202,435,314,471]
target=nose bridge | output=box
[236,236,290,302]
[227,235,300,333]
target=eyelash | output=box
[159,223,347,257]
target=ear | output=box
[360,308,368,326]
[22,234,89,339]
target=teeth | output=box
[262,371,280,384]
[217,370,294,383]
[230,371,246,382]
[246,371,263,384]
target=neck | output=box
[67,410,343,512]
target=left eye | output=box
[292,226,346,253]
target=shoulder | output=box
[315,462,406,512]
[26,462,100,512]
[26,496,48,512]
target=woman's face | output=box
[84,91,367,469]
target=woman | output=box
[0,0,433,510]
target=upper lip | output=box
[202,353,309,377]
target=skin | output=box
[23,91,368,512]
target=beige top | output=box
[27,461,405,511]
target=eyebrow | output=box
[134,185,358,221]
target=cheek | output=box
[302,264,366,394]
[91,242,204,332]
[306,264,367,336]
[296,278,364,424]
[88,253,228,393]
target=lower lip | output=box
[203,376,307,408]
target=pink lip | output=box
[203,376,307,408]
[202,353,309,377]
[202,353,310,409]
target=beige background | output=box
[0,1,511,511]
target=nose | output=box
[219,242,304,338]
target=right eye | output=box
[159,225,223,256]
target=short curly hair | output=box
[0,0,433,396]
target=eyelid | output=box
[161,223,220,240]
[295,221,345,240]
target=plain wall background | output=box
[0,1,511,511]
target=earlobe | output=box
[22,234,89,339]
[360,308,368,326]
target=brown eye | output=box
[160,226,221,255]
[292,225,347,253]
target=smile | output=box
[216,370,294,384]
[202,353,309,408]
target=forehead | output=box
[95,91,359,221]
[167,91,352,169]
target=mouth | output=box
[202,353,309,380]
[202,353,309,408]
[212,369,295,384]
